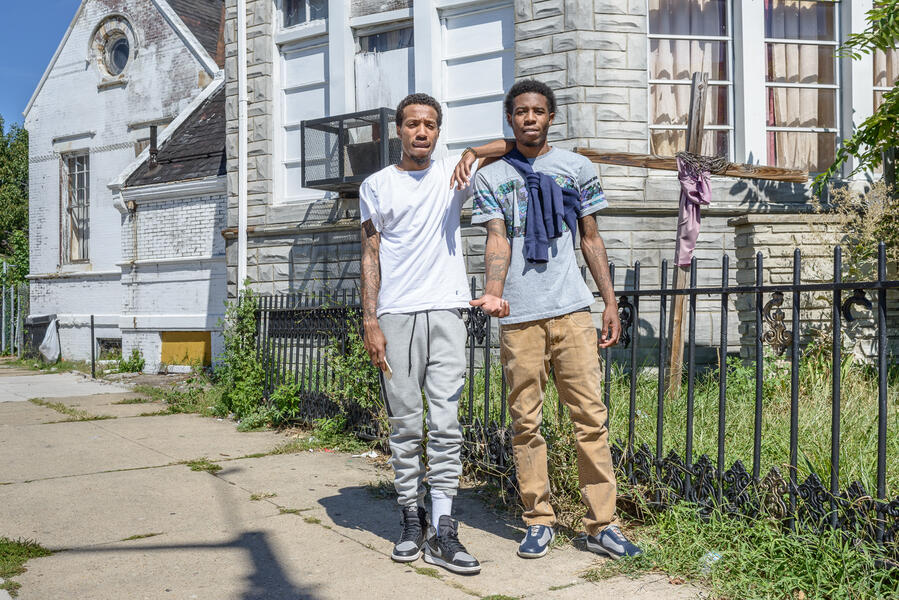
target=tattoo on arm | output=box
[484,219,511,297]
[578,215,616,307]
[360,220,381,324]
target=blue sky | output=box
[0,1,83,127]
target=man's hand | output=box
[450,150,478,190]
[363,322,388,369]
[470,294,510,318]
[599,305,621,348]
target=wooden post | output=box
[666,72,708,400]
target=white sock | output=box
[431,489,453,528]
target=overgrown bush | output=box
[813,181,899,280]
[325,319,383,416]
[215,290,264,419]
[117,348,145,373]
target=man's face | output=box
[506,92,554,148]
[397,104,440,164]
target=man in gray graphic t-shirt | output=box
[470,79,643,561]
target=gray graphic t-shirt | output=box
[472,147,607,325]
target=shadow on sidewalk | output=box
[61,530,320,600]
[319,485,523,544]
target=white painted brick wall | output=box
[27,0,217,362]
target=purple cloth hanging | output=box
[674,156,712,267]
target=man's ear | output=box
[547,111,555,125]
[505,113,513,128]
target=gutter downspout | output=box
[236,0,248,293]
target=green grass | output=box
[0,537,52,597]
[582,502,899,600]
[28,398,114,422]
[6,358,92,374]
[111,397,154,405]
[302,516,321,524]
[120,533,162,541]
[293,416,372,454]
[412,566,441,578]
[184,458,222,474]
[250,492,277,501]
[132,382,226,418]
[463,350,899,496]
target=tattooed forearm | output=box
[484,219,511,297]
[360,220,381,325]
[578,214,616,308]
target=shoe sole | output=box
[585,539,622,560]
[391,549,422,563]
[517,546,549,559]
[422,552,481,575]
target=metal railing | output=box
[253,244,899,556]
[1,262,27,357]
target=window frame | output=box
[282,0,328,30]
[645,0,736,160]
[761,1,843,174]
[61,152,90,265]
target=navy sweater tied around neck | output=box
[501,147,581,263]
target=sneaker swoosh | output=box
[537,530,551,547]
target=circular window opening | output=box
[106,36,130,75]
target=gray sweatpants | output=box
[378,309,468,507]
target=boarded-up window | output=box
[441,4,514,152]
[280,42,329,201]
[355,26,414,111]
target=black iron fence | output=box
[253,244,899,557]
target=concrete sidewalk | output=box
[0,367,703,600]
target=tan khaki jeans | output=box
[500,310,616,536]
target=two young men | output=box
[359,82,640,576]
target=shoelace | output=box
[399,510,422,542]
[528,525,544,538]
[602,525,624,540]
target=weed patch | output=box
[302,516,321,524]
[29,398,114,422]
[184,458,222,474]
[250,492,276,501]
[117,348,145,373]
[120,533,162,541]
[0,537,52,597]
[112,397,153,405]
[581,502,899,600]
[412,566,441,578]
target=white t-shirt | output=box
[360,155,474,316]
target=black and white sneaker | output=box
[585,525,643,560]
[423,515,481,575]
[391,506,428,562]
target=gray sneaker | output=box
[585,525,643,560]
[423,515,481,575]
[392,506,428,562]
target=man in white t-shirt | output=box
[360,93,510,575]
